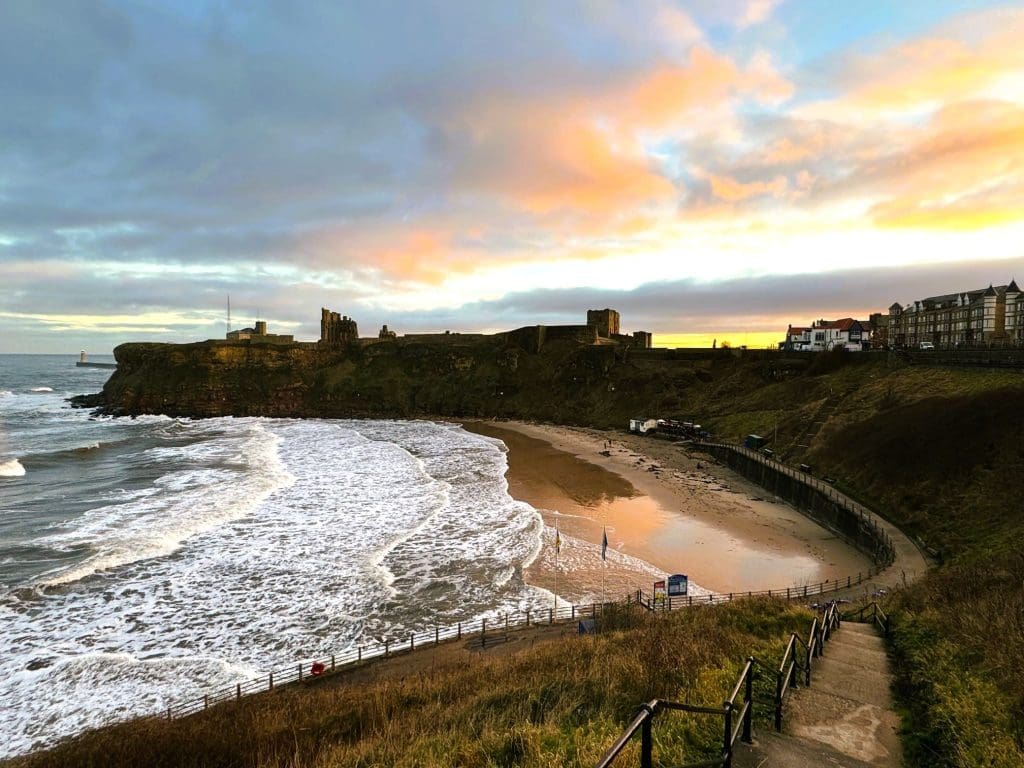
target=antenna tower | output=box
[226,294,231,336]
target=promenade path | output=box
[736,621,901,767]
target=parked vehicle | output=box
[919,342,935,350]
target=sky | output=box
[2,0,1023,353]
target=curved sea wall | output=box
[700,442,896,568]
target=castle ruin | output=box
[587,308,620,338]
[320,308,359,345]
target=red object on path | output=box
[310,661,326,677]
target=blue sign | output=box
[667,574,688,596]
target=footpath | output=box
[700,441,913,768]
[736,620,901,767]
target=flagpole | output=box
[601,526,608,606]
[554,528,560,617]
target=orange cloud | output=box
[623,46,791,130]
[865,99,1024,230]
[708,173,788,202]
[440,43,791,229]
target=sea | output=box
[0,354,665,758]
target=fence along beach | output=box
[157,419,891,720]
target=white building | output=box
[785,319,868,351]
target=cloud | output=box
[739,0,781,29]
[835,7,1024,114]
[708,172,789,202]
[1,2,1022,354]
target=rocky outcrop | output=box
[91,338,720,426]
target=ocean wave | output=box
[28,387,54,393]
[0,459,26,477]
[37,422,294,586]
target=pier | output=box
[76,352,116,369]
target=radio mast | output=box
[226,294,231,336]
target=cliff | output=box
[96,338,744,426]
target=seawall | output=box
[699,443,896,568]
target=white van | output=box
[919,342,935,350]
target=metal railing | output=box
[594,658,757,768]
[161,581,868,721]
[595,602,843,768]
[774,602,840,732]
[157,441,896,723]
[842,601,890,637]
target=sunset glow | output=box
[1,1,1023,352]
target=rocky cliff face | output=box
[96,338,722,427]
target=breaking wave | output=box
[0,459,26,477]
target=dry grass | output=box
[6,599,809,768]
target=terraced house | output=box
[888,281,1024,348]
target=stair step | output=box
[822,642,889,670]
[809,664,893,709]
[735,729,879,768]
[830,631,886,651]
[843,626,884,638]
[787,689,901,765]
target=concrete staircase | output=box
[736,622,902,767]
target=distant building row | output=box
[784,279,1024,351]
[887,281,1023,348]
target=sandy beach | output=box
[463,421,872,600]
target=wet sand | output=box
[463,421,871,600]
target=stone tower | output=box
[587,308,620,338]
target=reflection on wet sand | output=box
[465,422,871,596]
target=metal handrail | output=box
[594,657,760,768]
[842,601,889,637]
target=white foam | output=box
[0,418,680,758]
[0,459,25,477]
[29,387,54,393]
[37,421,294,586]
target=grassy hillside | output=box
[6,600,809,768]
[670,353,1024,767]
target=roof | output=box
[1008,279,1020,293]
[814,318,860,331]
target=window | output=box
[814,332,825,341]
